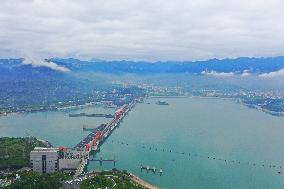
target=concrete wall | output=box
[30,150,58,173]
[58,159,81,170]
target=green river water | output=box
[1,97,284,189]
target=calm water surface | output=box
[0,106,114,147]
[1,98,284,189]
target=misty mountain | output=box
[1,56,284,75]
[0,59,105,111]
[50,56,284,74]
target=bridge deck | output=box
[72,100,137,177]
[74,124,106,149]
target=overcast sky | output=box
[0,0,284,61]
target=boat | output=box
[69,113,114,118]
[156,101,169,105]
[69,113,86,117]
[105,114,114,118]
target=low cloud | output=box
[22,58,70,72]
[259,68,284,78]
[201,70,235,77]
[1,0,284,60]
[240,70,251,77]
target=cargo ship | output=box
[69,113,86,117]
[156,101,169,105]
[69,113,114,118]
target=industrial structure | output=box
[30,147,59,173]
[30,100,137,176]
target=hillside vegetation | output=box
[0,137,46,170]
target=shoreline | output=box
[0,102,116,118]
[1,95,284,118]
[129,173,160,189]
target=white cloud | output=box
[201,70,235,77]
[0,0,284,60]
[22,58,70,72]
[259,69,284,78]
[202,70,253,77]
[241,70,251,77]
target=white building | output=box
[30,147,59,173]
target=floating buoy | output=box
[112,139,284,173]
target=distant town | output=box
[1,79,284,118]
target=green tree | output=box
[4,171,70,189]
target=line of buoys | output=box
[110,140,283,173]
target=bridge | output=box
[74,124,107,150]
[74,158,88,177]
[66,100,138,177]
[89,156,117,166]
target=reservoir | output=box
[1,98,284,189]
[0,106,114,147]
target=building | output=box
[30,147,59,173]
[58,149,85,172]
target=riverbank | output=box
[77,169,156,189]
[0,101,117,118]
[129,173,160,189]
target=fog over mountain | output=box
[51,56,284,78]
[1,56,284,77]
